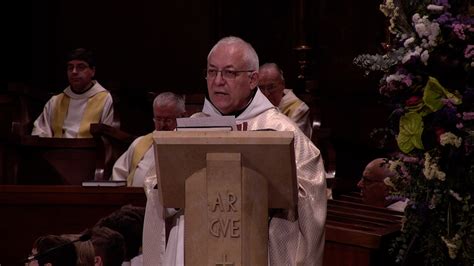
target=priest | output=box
[32,48,115,138]
[143,36,327,266]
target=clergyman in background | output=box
[358,158,407,212]
[258,62,312,138]
[111,92,185,187]
[32,48,115,138]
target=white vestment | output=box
[112,134,155,187]
[142,89,327,265]
[279,89,312,138]
[31,81,114,138]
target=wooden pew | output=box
[0,186,401,266]
[324,197,403,266]
[0,185,146,266]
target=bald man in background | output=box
[258,63,312,138]
[358,158,407,212]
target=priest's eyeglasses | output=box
[205,69,255,80]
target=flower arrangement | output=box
[354,0,474,265]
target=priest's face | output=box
[206,43,258,114]
[67,59,95,94]
[258,68,285,106]
[357,160,389,207]
[153,104,181,131]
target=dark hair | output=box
[95,205,145,260]
[91,226,125,266]
[32,235,77,266]
[66,48,96,68]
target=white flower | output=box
[449,190,463,201]
[386,73,407,83]
[402,46,423,63]
[429,194,438,209]
[412,13,421,22]
[423,153,446,181]
[403,37,415,47]
[384,177,396,189]
[415,23,428,36]
[440,132,462,148]
[441,234,461,259]
[427,4,444,12]
[412,14,440,49]
[420,50,430,65]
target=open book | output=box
[176,116,237,131]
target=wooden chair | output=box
[0,86,36,183]
[90,123,136,181]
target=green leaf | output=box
[397,112,424,153]
[423,77,462,112]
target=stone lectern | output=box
[153,131,297,266]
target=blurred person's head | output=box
[206,36,259,115]
[152,92,186,131]
[357,158,395,207]
[29,235,77,266]
[258,63,286,106]
[95,205,145,261]
[90,227,125,266]
[61,233,95,266]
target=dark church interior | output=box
[4,0,471,265]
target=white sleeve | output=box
[100,93,115,127]
[290,103,312,138]
[31,96,56,137]
[111,138,139,181]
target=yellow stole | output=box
[281,100,301,118]
[127,133,154,186]
[52,91,109,138]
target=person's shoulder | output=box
[46,91,66,103]
[127,134,149,148]
[190,112,208,118]
[260,108,300,130]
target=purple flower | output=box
[436,12,453,25]
[386,195,407,202]
[464,45,474,58]
[452,23,469,40]
[462,112,474,120]
[434,0,450,8]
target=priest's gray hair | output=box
[153,92,186,114]
[208,36,259,71]
[259,62,285,82]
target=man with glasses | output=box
[112,92,185,187]
[143,36,327,266]
[259,63,312,138]
[358,158,407,211]
[32,48,115,138]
